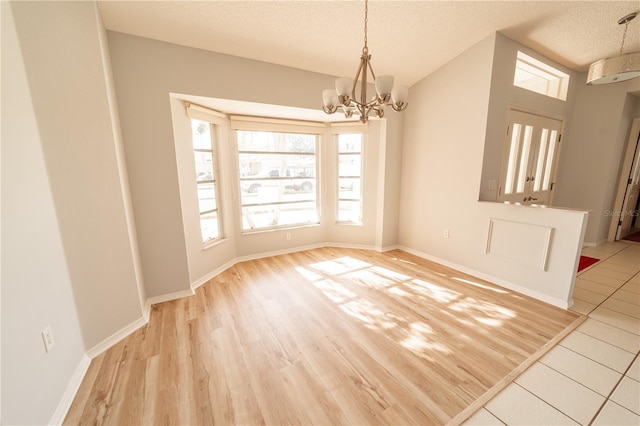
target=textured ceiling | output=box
[98,1,640,87]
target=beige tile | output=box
[573,287,608,305]
[462,408,504,426]
[515,362,605,425]
[606,254,640,267]
[601,298,640,319]
[559,331,636,373]
[569,299,596,315]
[577,318,640,353]
[592,401,640,426]
[580,270,627,288]
[540,345,622,396]
[589,306,640,335]
[484,382,578,426]
[621,281,640,294]
[626,357,640,381]
[575,278,617,296]
[597,262,640,276]
[592,242,632,253]
[581,247,610,259]
[610,376,640,415]
[589,266,638,281]
[611,288,640,304]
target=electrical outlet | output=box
[443,229,449,239]
[488,180,497,191]
[286,232,292,241]
[42,325,55,353]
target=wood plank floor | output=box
[65,247,580,425]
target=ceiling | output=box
[98,1,640,87]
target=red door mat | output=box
[578,255,599,272]
[622,231,640,243]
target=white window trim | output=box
[333,123,367,225]
[233,116,323,233]
[185,102,225,245]
[513,51,570,101]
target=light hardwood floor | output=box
[65,247,580,425]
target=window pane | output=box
[194,151,214,182]
[200,211,219,242]
[242,201,318,230]
[191,120,211,149]
[338,134,362,153]
[516,125,533,194]
[190,117,222,244]
[542,130,557,190]
[337,133,363,225]
[237,131,316,153]
[513,51,570,101]
[238,153,315,178]
[237,130,318,231]
[197,182,216,213]
[339,178,361,199]
[338,200,362,223]
[533,128,549,192]
[240,179,316,204]
[339,154,362,177]
[505,123,521,195]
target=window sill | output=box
[335,221,363,227]
[203,237,227,251]
[240,222,320,236]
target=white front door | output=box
[528,117,562,206]
[497,109,563,206]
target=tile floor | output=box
[465,241,640,425]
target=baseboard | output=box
[396,245,569,309]
[381,244,400,252]
[582,239,607,247]
[323,242,378,251]
[49,353,91,425]
[234,242,326,263]
[85,316,148,359]
[191,259,237,290]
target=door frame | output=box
[608,116,640,241]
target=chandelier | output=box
[322,0,408,123]
[587,12,640,85]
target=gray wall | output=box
[554,77,640,244]
[2,2,145,423]
[106,32,404,296]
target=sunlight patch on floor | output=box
[299,254,519,336]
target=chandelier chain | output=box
[620,21,629,55]
[363,0,368,50]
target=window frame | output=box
[513,51,570,101]
[333,124,367,225]
[231,115,324,233]
[185,103,225,248]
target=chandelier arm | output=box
[360,55,369,106]
[367,58,377,82]
[350,57,366,103]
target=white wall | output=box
[398,33,588,308]
[554,76,640,244]
[1,3,86,423]
[107,32,404,294]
